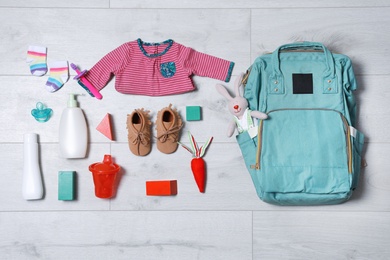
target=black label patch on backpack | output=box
[293,74,313,94]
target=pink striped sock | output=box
[26,46,47,76]
[45,61,69,92]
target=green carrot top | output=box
[178,131,213,158]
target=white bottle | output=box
[59,94,88,158]
[23,133,44,200]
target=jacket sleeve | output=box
[178,44,234,82]
[84,43,133,91]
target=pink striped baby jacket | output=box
[84,39,234,96]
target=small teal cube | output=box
[186,106,202,121]
[58,171,75,201]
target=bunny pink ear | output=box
[215,84,233,100]
[234,73,245,97]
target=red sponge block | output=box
[146,180,178,196]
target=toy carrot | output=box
[179,132,213,193]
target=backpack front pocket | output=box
[236,131,258,174]
[257,109,352,194]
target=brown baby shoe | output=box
[155,104,183,154]
[127,108,152,156]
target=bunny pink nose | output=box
[234,105,239,110]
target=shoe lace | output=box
[131,130,150,146]
[156,124,183,143]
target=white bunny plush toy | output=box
[216,72,268,138]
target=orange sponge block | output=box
[146,180,178,196]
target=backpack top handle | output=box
[272,42,335,77]
[269,41,337,95]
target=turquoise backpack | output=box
[238,42,365,205]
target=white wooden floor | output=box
[1,1,390,259]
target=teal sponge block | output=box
[186,106,202,121]
[58,171,75,201]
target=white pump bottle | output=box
[23,133,44,200]
[59,94,88,158]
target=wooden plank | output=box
[109,142,390,212]
[0,0,109,8]
[110,142,263,210]
[355,75,390,143]
[0,211,252,260]
[0,71,385,144]
[0,8,249,75]
[253,211,390,259]
[0,75,248,143]
[0,143,111,211]
[2,0,389,8]
[111,0,390,8]
[251,8,390,75]
[0,74,380,144]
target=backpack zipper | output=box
[251,119,264,170]
[250,108,352,173]
[341,115,353,173]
